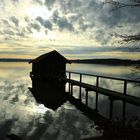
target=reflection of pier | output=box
[65,71,140,121]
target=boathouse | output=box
[29,50,71,110]
[29,50,71,79]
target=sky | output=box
[0,0,140,59]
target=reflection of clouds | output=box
[0,63,140,139]
[26,106,100,140]
[0,79,100,140]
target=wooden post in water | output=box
[85,89,88,106]
[79,74,82,101]
[122,80,127,121]
[95,76,99,112]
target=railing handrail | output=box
[66,71,140,83]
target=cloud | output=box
[56,17,74,32]
[11,0,19,3]
[51,11,74,31]
[30,22,41,32]
[44,0,56,10]
[36,16,52,30]
[33,0,44,5]
[3,29,15,35]
[10,16,19,27]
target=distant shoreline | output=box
[70,59,140,66]
[0,58,140,66]
[0,58,32,62]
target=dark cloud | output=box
[57,17,74,32]
[24,16,29,22]
[44,0,56,10]
[2,19,11,28]
[30,23,41,32]
[95,30,112,45]
[3,30,15,35]
[43,20,52,30]
[36,16,44,24]
[51,12,74,31]
[26,26,33,34]
[16,31,25,37]
[10,16,19,27]
[36,16,52,30]
[33,0,43,5]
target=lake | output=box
[0,62,140,140]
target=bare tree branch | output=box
[112,33,140,42]
[103,0,140,10]
[103,0,140,42]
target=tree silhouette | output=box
[103,0,140,42]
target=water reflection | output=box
[0,62,99,140]
[0,62,140,139]
[67,63,140,79]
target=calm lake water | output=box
[0,62,140,140]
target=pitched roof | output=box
[29,50,71,64]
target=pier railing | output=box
[66,71,140,120]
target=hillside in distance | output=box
[70,58,140,66]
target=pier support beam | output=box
[95,76,99,112]
[85,89,88,106]
[71,84,73,96]
[122,80,127,121]
[79,74,82,101]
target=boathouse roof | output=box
[29,50,71,64]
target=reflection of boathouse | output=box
[29,50,71,110]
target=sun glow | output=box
[27,5,52,19]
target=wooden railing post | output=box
[79,74,82,101]
[95,76,99,112]
[71,84,73,96]
[122,80,127,121]
[85,89,88,106]
[69,72,71,93]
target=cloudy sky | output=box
[0,0,140,59]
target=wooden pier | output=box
[65,71,140,121]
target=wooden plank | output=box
[65,78,140,107]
